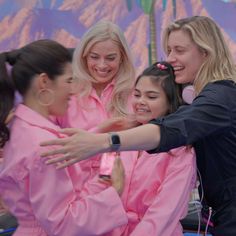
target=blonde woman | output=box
[56,20,135,130]
[54,20,136,183]
[41,16,236,235]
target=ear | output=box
[38,73,51,89]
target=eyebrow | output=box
[89,52,118,57]
[134,88,160,94]
[172,44,191,50]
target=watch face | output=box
[109,133,121,151]
[111,134,120,145]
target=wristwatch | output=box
[108,133,121,152]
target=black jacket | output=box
[148,80,236,209]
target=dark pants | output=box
[212,199,236,236]
[203,178,236,236]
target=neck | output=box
[24,96,49,119]
[92,81,112,97]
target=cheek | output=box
[150,109,160,119]
[86,59,95,72]
[131,100,137,112]
[86,61,93,72]
[56,86,70,99]
[110,60,120,70]
[151,103,167,118]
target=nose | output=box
[137,96,146,105]
[97,58,107,68]
[166,51,176,64]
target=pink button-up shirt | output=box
[55,82,133,182]
[56,83,116,130]
[0,104,127,236]
[83,147,196,236]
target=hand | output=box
[97,115,140,133]
[110,157,125,196]
[5,109,14,124]
[0,198,8,215]
[40,128,109,168]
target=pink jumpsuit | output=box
[0,104,127,236]
[83,148,196,236]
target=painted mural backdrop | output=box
[0,0,236,74]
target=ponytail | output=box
[0,39,72,147]
[0,52,15,147]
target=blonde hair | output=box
[73,20,135,116]
[162,16,236,94]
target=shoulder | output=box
[200,80,236,101]
[190,80,236,113]
[7,119,60,162]
[13,119,57,143]
[168,146,196,166]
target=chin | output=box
[136,118,149,125]
[175,78,189,85]
[55,110,66,117]
[175,77,183,84]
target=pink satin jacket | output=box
[83,147,196,236]
[55,82,133,182]
[0,104,127,236]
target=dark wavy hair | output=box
[135,61,183,114]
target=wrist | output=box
[107,132,121,152]
[97,133,111,153]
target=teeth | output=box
[173,66,183,71]
[95,70,110,77]
[97,71,108,74]
[137,108,149,112]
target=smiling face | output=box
[48,63,74,116]
[132,76,170,124]
[86,39,122,92]
[166,29,206,84]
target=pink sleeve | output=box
[130,148,196,236]
[28,152,127,236]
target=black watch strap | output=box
[108,133,121,152]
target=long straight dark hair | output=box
[0,39,72,147]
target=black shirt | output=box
[148,80,236,208]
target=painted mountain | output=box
[0,0,236,73]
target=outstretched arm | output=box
[40,124,160,168]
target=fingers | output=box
[41,147,68,158]
[5,109,15,124]
[111,157,125,180]
[113,157,120,169]
[114,157,124,174]
[45,152,87,169]
[44,151,70,164]
[40,137,70,147]
[111,157,125,196]
[55,158,81,169]
[59,128,81,136]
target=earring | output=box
[37,88,55,106]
